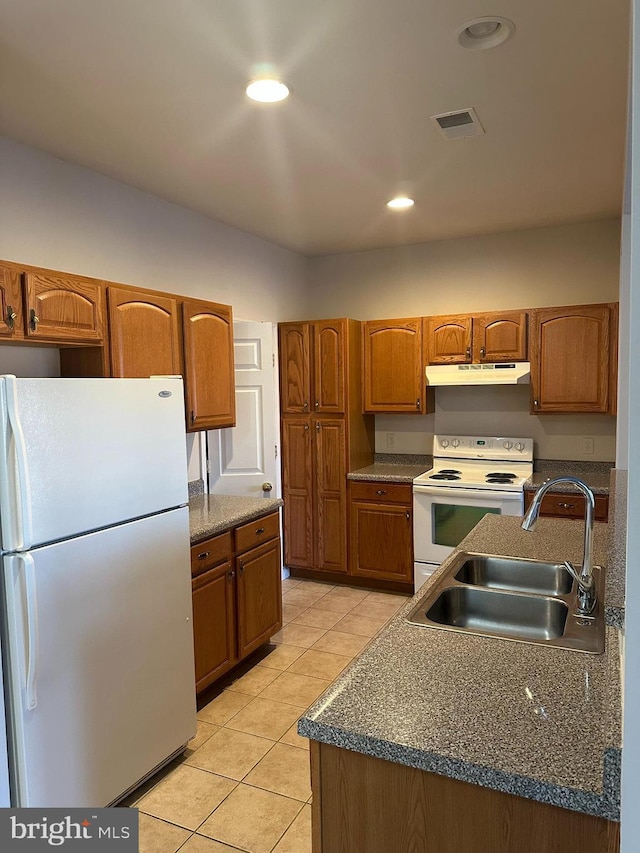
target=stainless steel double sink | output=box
[407,553,605,653]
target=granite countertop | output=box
[299,513,622,821]
[525,461,613,495]
[189,494,283,544]
[348,463,431,483]
[604,469,627,630]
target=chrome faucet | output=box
[521,477,597,615]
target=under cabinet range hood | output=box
[425,362,531,386]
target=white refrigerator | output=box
[0,375,196,807]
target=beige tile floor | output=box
[129,577,409,853]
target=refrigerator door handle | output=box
[20,553,39,711]
[2,376,33,550]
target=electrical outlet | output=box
[386,432,396,449]
[582,437,594,455]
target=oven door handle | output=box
[412,484,523,502]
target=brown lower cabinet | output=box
[310,741,619,853]
[348,482,413,584]
[191,511,282,694]
[524,490,609,522]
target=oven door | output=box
[413,485,524,566]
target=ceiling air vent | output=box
[430,108,485,140]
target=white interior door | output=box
[208,322,280,497]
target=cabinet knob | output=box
[406,511,411,520]
[228,570,235,581]
[29,309,39,331]
[314,400,319,409]
[416,398,421,410]
[5,306,17,329]
[316,421,320,432]
[303,401,309,411]
[255,527,265,535]
[197,551,210,560]
[558,502,575,510]
[480,346,486,358]
[190,410,196,424]
[376,489,387,496]
[262,482,273,492]
[534,398,539,409]
[304,423,309,432]
[238,563,244,575]
[465,346,471,359]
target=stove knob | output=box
[451,439,460,448]
[440,439,449,448]
[503,441,513,450]
[515,442,525,452]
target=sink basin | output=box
[454,555,573,597]
[406,551,605,653]
[424,586,568,642]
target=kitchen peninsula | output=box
[299,512,622,853]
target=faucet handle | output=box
[562,560,581,585]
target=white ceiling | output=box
[0,0,630,256]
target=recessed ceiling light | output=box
[456,16,515,50]
[246,79,290,103]
[387,197,415,210]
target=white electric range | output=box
[413,435,534,591]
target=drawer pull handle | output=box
[6,306,17,329]
[197,551,210,560]
[30,310,39,331]
[558,502,575,509]
[376,489,387,496]
[255,527,265,535]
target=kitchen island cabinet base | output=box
[288,566,413,595]
[310,741,619,853]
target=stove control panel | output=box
[433,435,534,461]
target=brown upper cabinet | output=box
[424,311,528,364]
[362,318,434,414]
[280,320,347,415]
[0,264,24,340]
[182,298,235,431]
[108,286,182,378]
[530,303,616,414]
[0,267,106,344]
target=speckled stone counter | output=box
[299,513,621,820]
[605,469,627,629]
[348,463,431,483]
[189,494,283,544]
[525,460,613,495]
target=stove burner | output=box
[486,477,516,484]
[487,472,517,478]
[439,469,461,475]
[429,473,461,481]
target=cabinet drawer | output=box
[524,491,609,522]
[349,482,412,504]
[235,511,280,554]
[191,531,232,576]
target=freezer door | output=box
[0,376,188,551]
[2,507,196,807]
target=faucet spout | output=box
[521,476,596,615]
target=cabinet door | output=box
[349,483,413,583]
[0,265,24,339]
[362,319,427,413]
[424,315,472,364]
[279,323,312,414]
[182,299,235,431]
[473,311,528,362]
[24,272,105,343]
[313,319,345,414]
[192,561,237,693]
[108,287,182,378]
[281,418,314,569]
[236,538,282,659]
[315,419,347,573]
[530,305,611,413]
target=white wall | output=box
[620,3,640,849]
[308,219,620,461]
[0,136,309,322]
